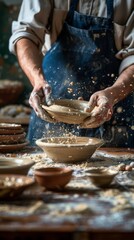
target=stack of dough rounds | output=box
[0,123,28,152]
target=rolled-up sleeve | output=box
[115,8,134,73]
[9,0,53,55]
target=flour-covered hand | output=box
[29,83,56,123]
[80,90,114,128]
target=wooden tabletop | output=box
[0,147,134,240]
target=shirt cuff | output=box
[9,32,42,55]
[119,55,134,73]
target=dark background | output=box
[0,0,31,104]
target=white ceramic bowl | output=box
[0,157,35,175]
[36,136,104,163]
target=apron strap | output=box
[66,0,79,23]
[106,0,114,19]
[69,0,79,13]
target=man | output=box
[9,0,134,147]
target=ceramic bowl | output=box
[0,174,34,199]
[85,168,118,187]
[36,136,104,163]
[0,80,24,106]
[42,99,92,124]
[34,167,73,190]
[0,157,35,175]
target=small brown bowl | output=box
[34,167,73,190]
[0,174,34,200]
[85,168,118,188]
[0,80,24,106]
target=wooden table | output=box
[0,147,134,240]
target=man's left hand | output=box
[80,90,114,128]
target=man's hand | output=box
[15,38,56,123]
[29,83,56,123]
[80,90,114,128]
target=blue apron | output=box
[28,0,134,147]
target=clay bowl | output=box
[36,136,104,163]
[0,80,24,106]
[0,157,35,175]
[42,99,92,124]
[85,168,118,188]
[0,132,26,144]
[34,167,73,190]
[0,174,34,200]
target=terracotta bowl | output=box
[42,99,92,124]
[34,167,73,190]
[36,136,104,163]
[85,168,118,187]
[0,80,24,106]
[0,174,34,200]
[0,157,35,175]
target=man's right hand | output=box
[29,83,56,123]
[15,39,57,123]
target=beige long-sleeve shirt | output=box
[9,0,134,73]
